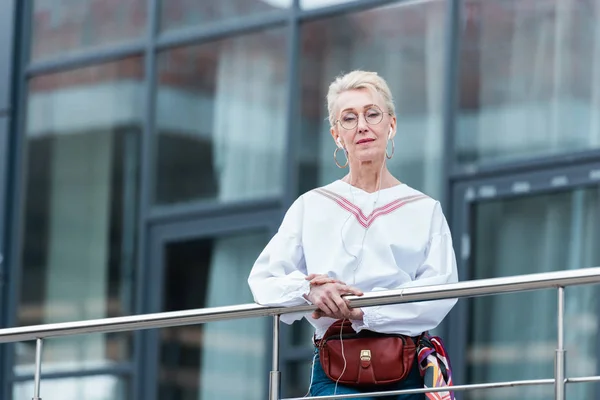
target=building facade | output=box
[0,0,599,399]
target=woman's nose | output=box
[356,114,369,132]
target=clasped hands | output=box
[303,274,364,321]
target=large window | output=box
[456,0,600,166]
[297,0,447,200]
[154,28,289,206]
[17,59,142,389]
[468,186,600,399]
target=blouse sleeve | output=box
[247,196,311,324]
[351,202,459,336]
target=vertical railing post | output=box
[269,315,281,400]
[32,338,43,400]
[555,287,565,400]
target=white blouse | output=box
[248,180,458,339]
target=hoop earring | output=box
[334,147,348,168]
[386,138,395,160]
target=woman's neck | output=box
[343,161,400,193]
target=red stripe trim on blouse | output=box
[314,188,428,228]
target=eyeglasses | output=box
[335,105,391,130]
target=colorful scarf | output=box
[418,334,455,400]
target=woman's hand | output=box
[305,273,344,286]
[311,307,364,321]
[304,275,364,320]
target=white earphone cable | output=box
[339,136,389,284]
[334,318,348,396]
[304,350,318,397]
[333,129,392,396]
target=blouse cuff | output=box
[299,279,312,304]
[283,278,311,305]
[278,276,312,305]
[351,307,382,332]
[280,280,312,325]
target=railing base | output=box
[555,349,566,400]
[269,370,281,400]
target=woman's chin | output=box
[352,149,386,164]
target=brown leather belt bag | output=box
[316,319,418,387]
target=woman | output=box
[248,70,458,399]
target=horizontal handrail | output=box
[284,375,600,400]
[0,267,599,343]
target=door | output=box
[450,162,600,400]
[141,210,281,400]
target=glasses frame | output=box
[334,105,393,130]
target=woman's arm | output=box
[248,197,311,308]
[248,196,364,324]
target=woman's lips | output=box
[356,138,375,145]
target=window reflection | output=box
[300,0,357,9]
[159,0,292,32]
[297,1,447,199]
[18,58,142,372]
[31,0,147,61]
[14,375,128,400]
[155,29,288,205]
[158,233,269,400]
[457,0,600,166]
[284,359,314,398]
[468,187,600,399]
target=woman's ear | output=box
[330,127,343,148]
[388,116,397,139]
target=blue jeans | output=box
[309,348,425,399]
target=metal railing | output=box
[1,267,600,399]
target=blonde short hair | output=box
[326,70,395,127]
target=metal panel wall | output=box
[0,0,15,112]
[0,0,16,317]
[0,0,16,398]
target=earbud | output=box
[388,128,393,139]
[336,137,343,148]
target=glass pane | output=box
[18,58,143,373]
[283,359,314,398]
[291,319,314,347]
[31,1,147,62]
[160,0,292,32]
[300,0,356,9]
[456,0,600,166]
[158,232,270,400]
[14,375,128,400]
[297,1,447,199]
[155,29,288,205]
[467,187,600,400]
